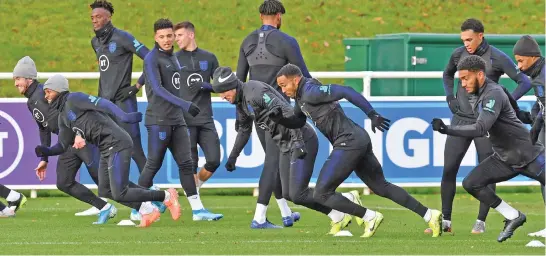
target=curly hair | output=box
[90,0,114,15]
[259,0,286,15]
[457,55,486,72]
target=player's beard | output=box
[472,77,480,94]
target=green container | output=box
[342,38,371,92]
[347,33,546,96]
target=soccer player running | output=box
[234,0,313,227]
[13,56,106,217]
[275,64,443,238]
[0,185,26,217]
[34,75,181,227]
[431,55,545,242]
[513,35,546,238]
[213,67,360,233]
[137,18,222,221]
[90,1,148,177]
[438,18,533,234]
[173,21,221,191]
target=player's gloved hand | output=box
[122,112,143,123]
[188,80,204,93]
[225,157,237,172]
[188,103,201,117]
[116,85,139,102]
[268,106,283,123]
[293,145,307,159]
[35,145,51,157]
[530,116,544,145]
[446,95,459,114]
[431,118,448,134]
[516,110,533,124]
[367,110,390,133]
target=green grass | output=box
[0,0,544,97]
[1,189,544,254]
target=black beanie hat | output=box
[212,67,239,93]
[513,35,542,57]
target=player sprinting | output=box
[275,64,444,238]
[438,18,533,234]
[137,18,223,221]
[431,55,545,242]
[13,56,107,216]
[512,35,546,238]
[213,67,361,232]
[0,185,26,217]
[89,1,148,179]
[34,74,180,227]
[173,21,221,192]
[235,0,311,227]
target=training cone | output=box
[117,220,136,226]
[334,230,353,237]
[525,240,545,248]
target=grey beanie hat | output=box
[44,74,69,93]
[212,67,239,93]
[13,56,37,79]
[513,35,542,57]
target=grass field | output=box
[0,0,544,97]
[1,188,544,255]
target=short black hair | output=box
[457,55,486,72]
[154,18,173,33]
[259,0,286,15]
[461,18,484,33]
[276,64,303,78]
[174,21,195,32]
[90,0,114,15]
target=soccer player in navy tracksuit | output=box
[13,56,103,217]
[439,18,534,234]
[512,35,546,238]
[213,67,362,232]
[137,18,223,221]
[432,55,545,242]
[34,74,181,227]
[173,21,221,190]
[90,0,148,176]
[234,0,313,227]
[275,64,444,238]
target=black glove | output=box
[431,118,448,134]
[35,145,50,157]
[188,80,203,93]
[122,112,143,123]
[516,110,533,124]
[446,95,459,114]
[293,146,307,159]
[116,85,139,102]
[530,117,544,145]
[188,103,201,117]
[225,157,237,172]
[367,110,390,133]
[268,106,283,123]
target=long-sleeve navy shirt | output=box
[24,81,59,162]
[236,25,311,100]
[446,79,543,168]
[443,42,531,119]
[176,47,219,126]
[47,92,135,156]
[281,78,375,150]
[92,23,149,101]
[229,80,307,159]
[143,45,194,126]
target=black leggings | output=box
[139,125,197,197]
[314,144,428,218]
[98,147,165,210]
[115,96,147,173]
[255,125,284,206]
[463,153,545,208]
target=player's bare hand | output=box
[35,161,47,181]
[73,135,86,149]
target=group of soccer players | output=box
[2,0,544,242]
